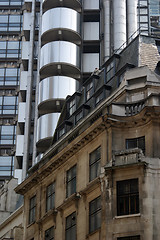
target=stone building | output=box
[13,35,160,240]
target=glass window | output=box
[65,212,76,240]
[66,165,76,198]
[1,0,23,5]
[89,196,101,233]
[86,81,94,100]
[89,147,101,181]
[0,96,18,114]
[126,136,145,154]
[46,182,55,212]
[106,61,115,82]
[95,92,103,105]
[59,127,65,138]
[0,125,16,145]
[45,226,54,240]
[0,68,19,86]
[0,156,14,177]
[0,41,21,58]
[75,110,83,123]
[117,179,139,216]
[69,98,76,116]
[29,196,36,224]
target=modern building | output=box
[14,34,160,240]
[0,0,23,184]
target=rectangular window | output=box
[89,196,101,233]
[45,226,54,240]
[29,196,36,224]
[89,147,101,181]
[117,179,139,216]
[126,136,145,154]
[0,68,20,86]
[0,125,16,145]
[59,127,65,138]
[66,165,76,198]
[0,41,21,59]
[75,110,83,123]
[69,98,76,116]
[117,236,140,240]
[0,14,22,32]
[95,92,103,105]
[46,182,55,212]
[106,61,115,82]
[65,212,76,240]
[0,0,23,6]
[0,156,14,177]
[86,81,94,100]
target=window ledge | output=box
[114,213,141,219]
[36,209,57,224]
[86,228,101,238]
[27,221,35,228]
[80,177,100,196]
[57,192,81,211]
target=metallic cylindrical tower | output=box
[127,0,138,42]
[113,0,126,51]
[103,0,111,61]
[36,0,82,154]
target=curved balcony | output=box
[38,76,76,115]
[36,113,60,152]
[41,8,81,46]
[42,0,82,13]
[40,41,81,80]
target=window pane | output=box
[117,179,139,216]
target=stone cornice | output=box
[15,105,160,195]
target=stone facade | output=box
[15,62,160,240]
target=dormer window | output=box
[69,98,76,116]
[75,110,83,123]
[95,91,103,105]
[86,81,94,100]
[59,127,65,138]
[106,61,115,82]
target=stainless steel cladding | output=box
[127,0,138,42]
[38,76,76,114]
[37,0,81,153]
[41,8,81,45]
[37,113,60,151]
[42,0,82,13]
[113,0,126,51]
[40,41,81,80]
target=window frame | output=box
[29,195,36,224]
[66,165,76,198]
[86,81,94,101]
[89,196,101,234]
[89,146,101,182]
[45,226,54,240]
[46,182,55,212]
[65,212,76,240]
[69,98,76,116]
[117,179,139,216]
[126,136,145,154]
